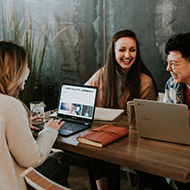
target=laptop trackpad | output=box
[59,129,72,136]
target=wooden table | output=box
[36,111,190,189]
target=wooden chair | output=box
[20,167,72,190]
[120,166,146,190]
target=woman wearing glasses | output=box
[136,32,190,190]
[163,33,190,106]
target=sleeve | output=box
[162,78,172,103]
[5,98,58,168]
[84,67,104,87]
[85,71,99,86]
[139,74,157,101]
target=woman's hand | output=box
[44,119,65,131]
[29,116,44,131]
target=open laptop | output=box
[36,83,98,136]
[134,99,190,145]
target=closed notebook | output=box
[77,124,129,147]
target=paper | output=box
[49,111,57,117]
[94,107,124,121]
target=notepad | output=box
[94,107,124,121]
[77,124,129,147]
[49,111,57,118]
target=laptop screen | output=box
[57,83,98,122]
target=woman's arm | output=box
[5,98,58,168]
[139,73,157,100]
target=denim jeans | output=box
[35,151,69,186]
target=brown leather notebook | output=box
[77,125,129,147]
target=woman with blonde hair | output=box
[0,41,69,190]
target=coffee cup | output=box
[127,101,136,129]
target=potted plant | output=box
[0,0,71,107]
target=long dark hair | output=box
[102,29,158,108]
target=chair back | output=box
[20,167,72,190]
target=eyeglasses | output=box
[164,59,190,70]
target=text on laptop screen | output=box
[57,84,97,119]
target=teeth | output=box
[122,59,130,63]
[171,72,177,76]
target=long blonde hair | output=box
[0,41,30,116]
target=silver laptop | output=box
[36,83,98,136]
[134,99,190,145]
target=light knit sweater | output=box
[0,94,58,190]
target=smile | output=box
[121,58,131,63]
[171,72,178,79]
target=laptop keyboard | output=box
[60,121,87,132]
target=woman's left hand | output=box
[29,116,44,131]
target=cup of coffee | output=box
[127,101,136,129]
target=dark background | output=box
[1,0,190,110]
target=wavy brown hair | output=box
[0,41,29,116]
[102,30,158,108]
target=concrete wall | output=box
[1,0,190,109]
